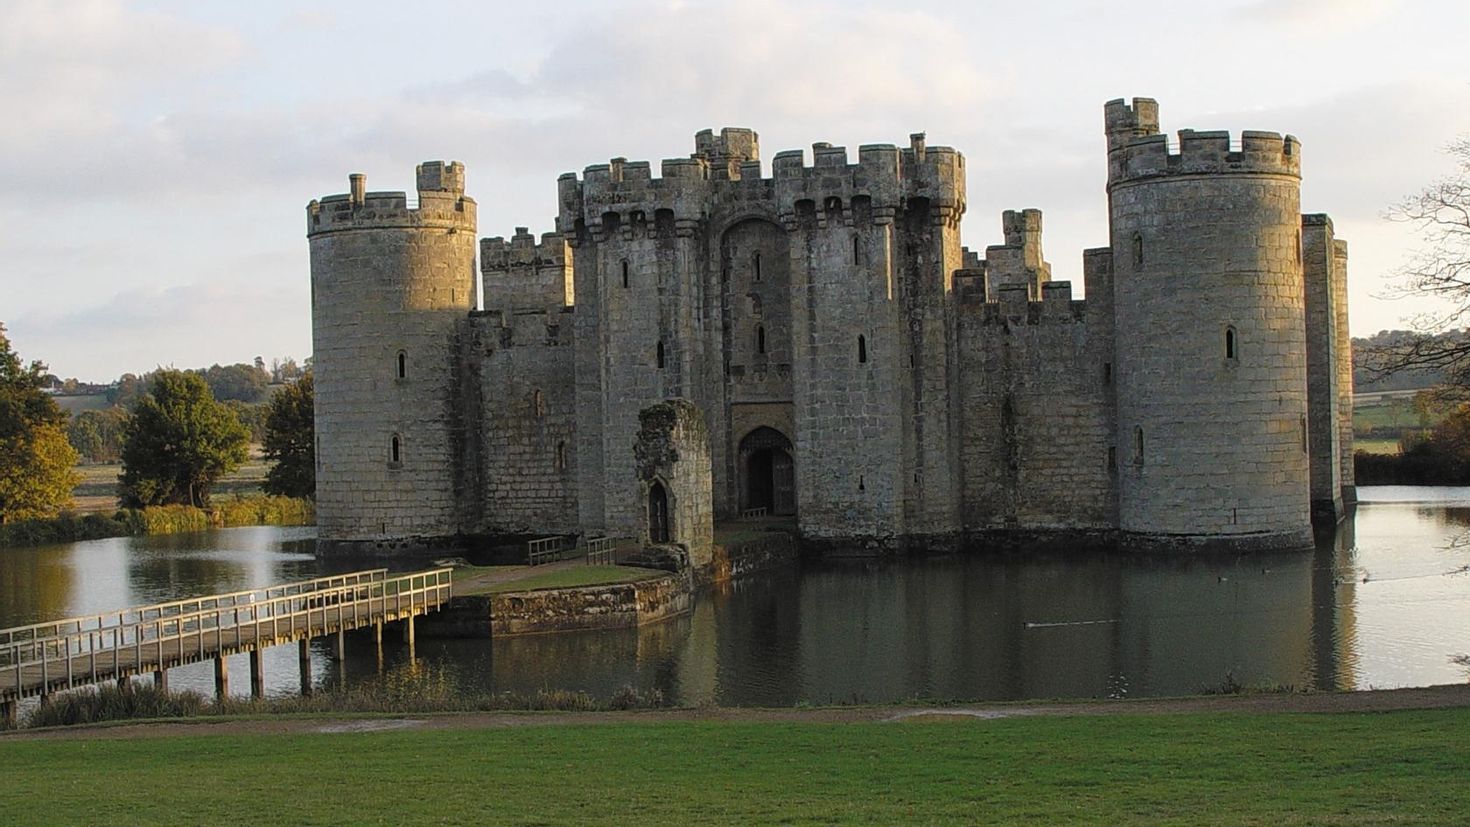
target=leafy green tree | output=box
[67,407,129,463]
[0,323,79,523]
[262,373,314,499]
[107,372,148,408]
[224,400,269,443]
[200,363,270,404]
[118,370,249,508]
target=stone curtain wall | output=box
[956,287,1115,531]
[471,309,579,534]
[308,163,476,542]
[1332,240,1355,502]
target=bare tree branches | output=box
[1365,139,1470,393]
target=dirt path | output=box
[6,684,1468,742]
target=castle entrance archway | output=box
[648,481,670,544]
[739,427,796,516]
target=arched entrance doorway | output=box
[648,481,670,543]
[738,427,796,516]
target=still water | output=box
[2,488,1467,705]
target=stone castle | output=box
[307,97,1355,556]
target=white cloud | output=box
[1232,0,1400,32]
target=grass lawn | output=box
[1355,438,1402,455]
[463,564,665,595]
[2,710,1467,824]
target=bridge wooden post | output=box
[374,621,384,672]
[1,699,16,728]
[154,669,168,693]
[298,638,312,696]
[213,656,229,700]
[249,649,265,700]
[404,614,416,660]
[334,629,346,687]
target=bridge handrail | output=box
[0,570,391,650]
[0,570,451,691]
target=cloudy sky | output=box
[3,0,1468,382]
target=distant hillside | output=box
[1352,330,1463,393]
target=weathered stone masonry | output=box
[308,98,1355,553]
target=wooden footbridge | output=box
[0,568,452,725]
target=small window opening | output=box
[1131,233,1144,268]
[858,335,868,364]
[1107,446,1117,472]
[555,441,567,471]
[858,475,865,492]
[756,325,766,355]
[1103,362,1112,384]
[1133,426,1144,465]
[1301,416,1308,452]
[390,434,402,465]
[753,252,762,283]
[1225,327,1238,361]
[396,351,406,379]
[533,389,545,417]
[853,235,862,265]
[621,259,629,288]
[656,340,666,369]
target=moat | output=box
[2,486,1467,705]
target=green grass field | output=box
[69,459,272,513]
[1,710,1467,824]
[1355,438,1402,455]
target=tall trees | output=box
[262,373,314,499]
[0,323,79,523]
[118,370,248,508]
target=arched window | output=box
[756,325,766,355]
[396,350,406,379]
[555,441,567,471]
[858,475,865,492]
[1225,326,1238,361]
[621,259,630,289]
[533,389,545,417]
[857,335,868,364]
[1133,426,1144,465]
[753,252,762,283]
[656,340,666,369]
[853,234,862,265]
[390,434,402,465]
[1132,232,1144,268]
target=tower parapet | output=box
[308,162,474,237]
[481,228,573,311]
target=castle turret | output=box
[1105,99,1312,550]
[307,161,477,546]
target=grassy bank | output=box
[0,496,313,549]
[2,708,1467,824]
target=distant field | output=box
[69,458,271,513]
[52,394,112,414]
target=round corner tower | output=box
[1104,98,1312,550]
[307,161,477,545]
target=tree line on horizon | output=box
[0,322,314,525]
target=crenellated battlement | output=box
[481,227,568,270]
[307,161,475,237]
[555,129,966,237]
[1107,99,1300,187]
[956,277,1086,325]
